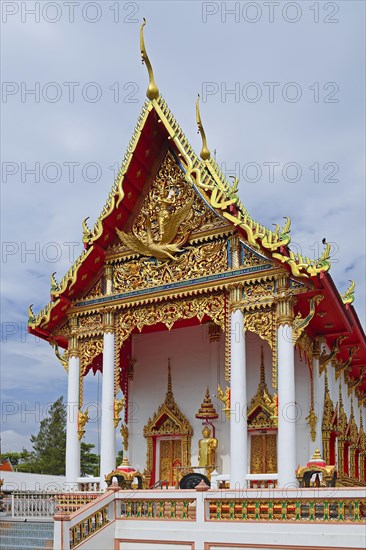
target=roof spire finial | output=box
[324,370,329,395]
[260,345,266,386]
[339,380,343,409]
[140,18,159,100]
[196,95,211,161]
[167,358,173,396]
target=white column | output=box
[312,351,324,455]
[277,323,297,487]
[100,312,116,489]
[230,307,247,489]
[65,354,80,489]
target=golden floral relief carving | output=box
[231,280,276,312]
[79,338,103,375]
[77,313,103,338]
[113,239,227,293]
[242,246,271,269]
[116,294,225,349]
[82,277,103,300]
[244,310,274,347]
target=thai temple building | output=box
[25,20,365,550]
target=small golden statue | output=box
[216,384,230,418]
[120,424,129,451]
[114,397,125,428]
[198,426,218,473]
[78,409,89,440]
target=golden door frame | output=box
[143,391,193,485]
[249,431,278,475]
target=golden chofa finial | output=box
[82,217,92,244]
[50,272,59,292]
[196,94,211,161]
[28,304,35,323]
[341,280,355,305]
[140,18,159,100]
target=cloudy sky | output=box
[1,0,365,453]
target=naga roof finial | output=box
[196,94,211,161]
[140,18,159,100]
[341,280,355,305]
[50,272,59,292]
[28,304,35,324]
[82,217,92,244]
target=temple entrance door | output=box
[158,438,182,486]
[250,433,277,474]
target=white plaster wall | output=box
[128,325,316,477]
[129,324,228,475]
[2,471,66,491]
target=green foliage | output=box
[4,396,104,478]
[0,449,32,469]
[116,449,124,468]
[81,442,99,477]
[29,396,67,475]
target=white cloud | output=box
[1,1,365,450]
[1,430,32,453]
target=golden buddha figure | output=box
[198,426,218,471]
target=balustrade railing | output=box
[69,505,109,549]
[53,488,366,550]
[206,498,365,522]
[118,498,196,520]
[11,491,101,518]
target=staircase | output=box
[0,520,54,550]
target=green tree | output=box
[116,449,124,468]
[0,449,32,469]
[81,443,99,477]
[3,397,108,478]
[29,396,67,475]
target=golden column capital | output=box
[276,273,290,293]
[229,285,242,310]
[275,296,295,327]
[275,274,294,326]
[68,316,79,358]
[313,336,322,360]
[230,235,240,269]
[104,264,113,296]
[102,309,115,334]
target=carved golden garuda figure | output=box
[198,426,218,471]
[116,194,194,261]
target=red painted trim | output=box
[151,436,157,486]
[343,443,349,475]
[329,432,336,465]
[355,450,359,479]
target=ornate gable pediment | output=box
[108,150,229,256]
[106,150,231,294]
